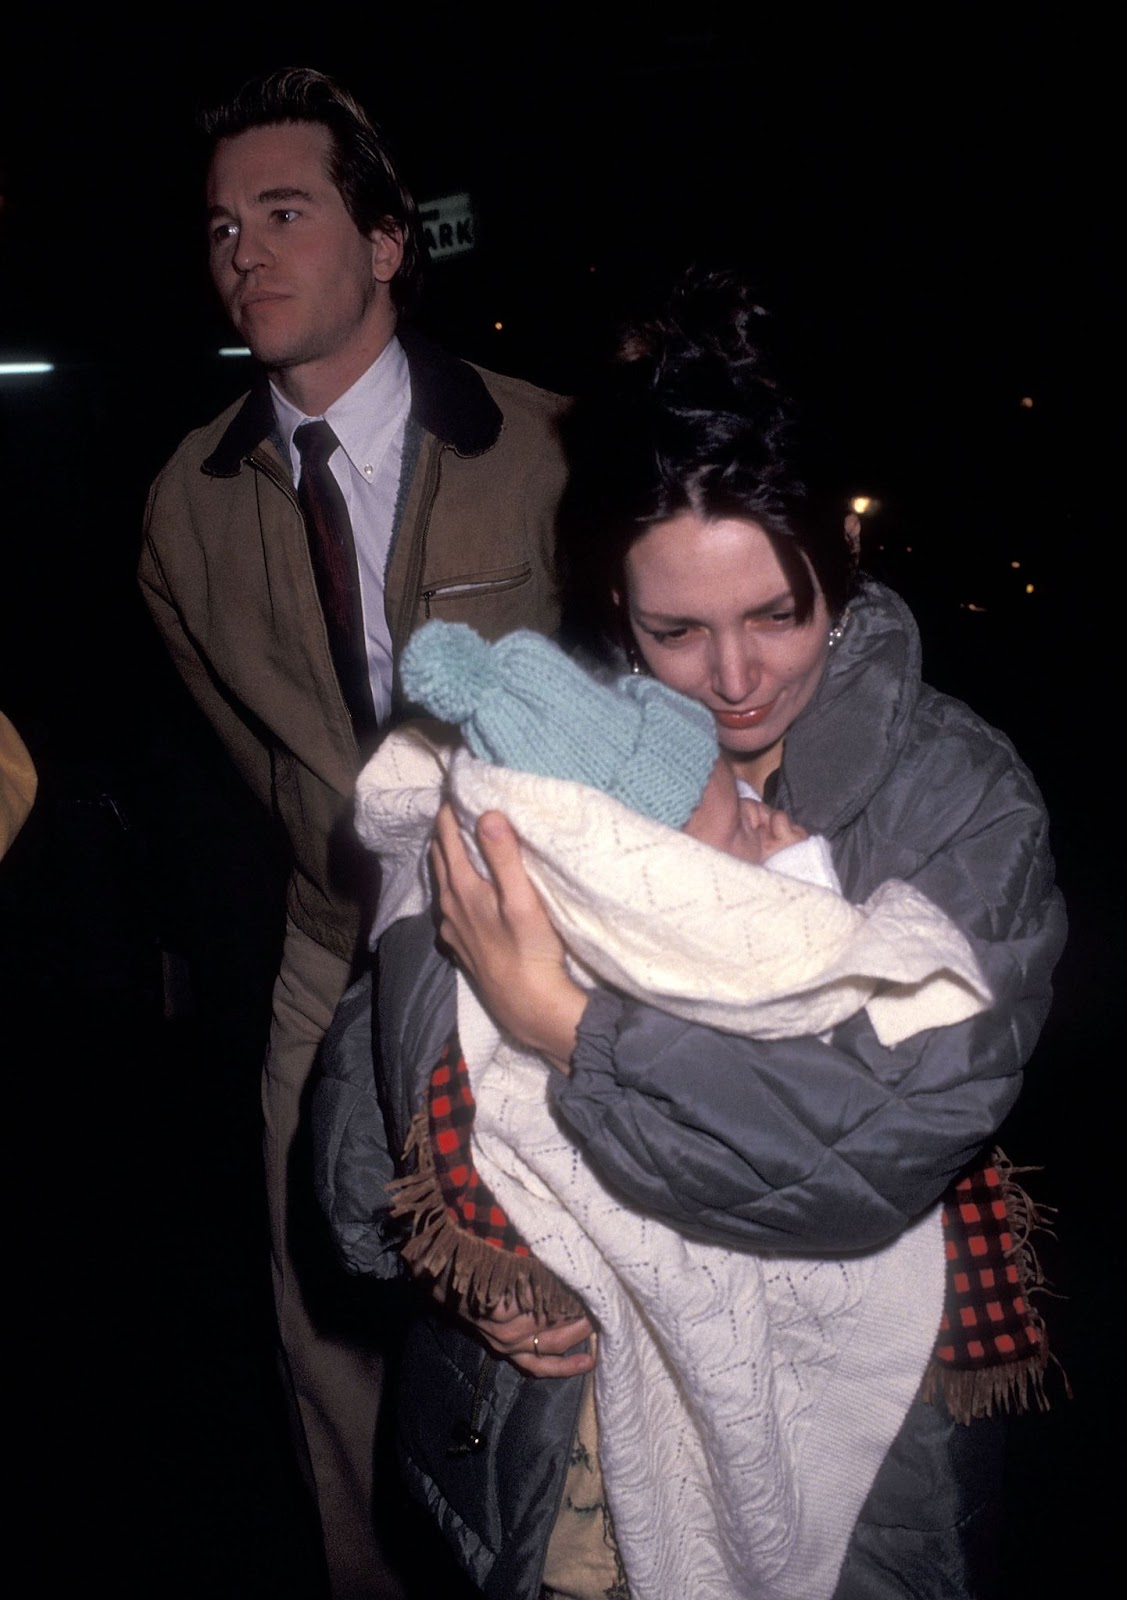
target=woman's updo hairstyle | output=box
[558,269,857,659]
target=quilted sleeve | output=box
[550,733,1067,1255]
[313,913,459,1275]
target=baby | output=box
[398,618,840,903]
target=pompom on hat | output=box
[400,622,718,828]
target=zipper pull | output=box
[446,1352,492,1456]
[446,1418,486,1457]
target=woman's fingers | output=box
[464,1300,597,1379]
[431,804,497,970]
[474,811,531,904]
[428,804,585,1066]
[509,1340,596,1379]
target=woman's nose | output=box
[711,637,760,704]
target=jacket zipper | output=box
[421,567,532,618]
[446,1352,492,1457]
[391,444,443,661]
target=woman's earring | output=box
[827,607,851,650]
[624,637,645,675]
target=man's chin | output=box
[237,339,302,375]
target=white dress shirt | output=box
[271,337,412,726]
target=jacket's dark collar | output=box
[202,380,277,478]
[399,326,501,455]
[201,326,501,478]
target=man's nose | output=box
[712,636,761,704]
[232,223,270,275]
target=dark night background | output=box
[1,10,1115,1595]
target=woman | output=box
[316,275,1065,1599]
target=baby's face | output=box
[682,760,759,863]
[683,760,808,864]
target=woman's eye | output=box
[768,610,796,626]
[648,627,689,646]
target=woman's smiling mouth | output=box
[712,700,777,730]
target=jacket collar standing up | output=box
[200,326,504,480]
[778,580,923,839]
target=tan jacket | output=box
[0,711,37,859]
[139,331,567,960]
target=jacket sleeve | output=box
[313,969,405,1278]
[313,912,457,1276]
[139,478,276,813]
[549,746,1067,1256]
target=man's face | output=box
[206,121,401,404]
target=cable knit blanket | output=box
[357,726,991,1600]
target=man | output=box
[140,68,565,1598]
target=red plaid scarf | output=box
[427,1035,532,1259]
[389,1031,580,1319]
[397,1033,1059,1418]
[924,1152,1057,1421]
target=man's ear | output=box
[369,224,404,284]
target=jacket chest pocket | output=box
[421,562,532,618]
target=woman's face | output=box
[621,512,831,788]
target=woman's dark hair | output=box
[558,270,856,657]
[200,68,424,311]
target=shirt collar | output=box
[270,335,411,482]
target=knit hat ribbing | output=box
[400,622,718,828]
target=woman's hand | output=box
[457,1293,596,1379]
[431,805,588,1073]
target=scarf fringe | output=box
[388,1108,585,1321]
[924,1146,1068,1424]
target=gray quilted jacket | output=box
[314,579,1066,1599]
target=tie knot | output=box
[294,419,340,469]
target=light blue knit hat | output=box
[400,622,718,828]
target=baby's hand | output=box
[739,800,809,863]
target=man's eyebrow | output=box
[206,186,316,220]
[257,186,316,204]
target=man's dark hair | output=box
[201,67,424,310]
